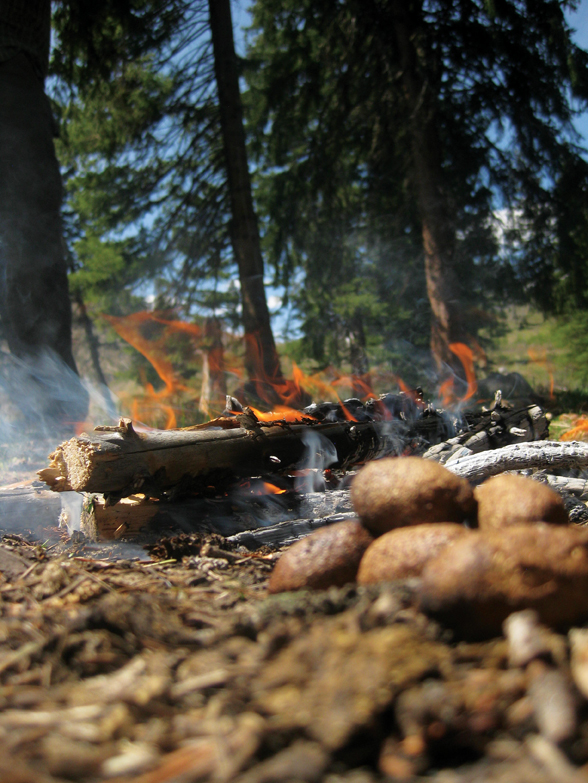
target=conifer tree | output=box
[51,0,282,385]
[247,0,588,376]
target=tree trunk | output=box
[73,289,113,395]
[348,313,371,398]
[391,1,468,377]
[208,0,282,385]
[198,316,227,419]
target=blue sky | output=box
[567,0,588,146]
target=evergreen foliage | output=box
[49,0,588,388]
[51,0,244,326]
[246,0,588,373]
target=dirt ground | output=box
[2,421,588,783]
[0,525,587,783]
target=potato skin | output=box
[475,473,568,530]
[357,523,468,584]
[351,456,477,537]
[420,524,588,639]
[268,519,374,594]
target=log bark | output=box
[39,414,390,500]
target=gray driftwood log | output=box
[445,440,588,484]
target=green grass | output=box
[484,307,588,397]
[482,306,588,438]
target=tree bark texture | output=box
[208,0,282,384]
[391,1,468,375]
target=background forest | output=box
[47,0,588,425]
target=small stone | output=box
[267,519,373,593]
[569,627,588,700]
[475,473,568,531]
[503,610,552,668]
[527,659,577,744]
[357,523,468,584]
[420,524,588,639]
[351,456,477,537]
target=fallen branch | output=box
[446,440,588,484]
[226,513,354,550]
[39,401,547,502]
[38,413,405,500]
[542,475,588,497]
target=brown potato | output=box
[268,519,374,594]
[420,524,588,639]
[357,523,468,584]
[351,456,477,536]
[475,473,568,530]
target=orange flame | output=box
[105,312,191,428]
[107,312,483,430]
[249,405,317,423]
[238,479,288,496]
[527,347,555,400]
[560,418,588,441]
[103,311,242,427]
[439,343,478,406]
[244,333,377,411]
[262,482,288,495]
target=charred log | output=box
[39,392,548,503]
[39,413,392,501]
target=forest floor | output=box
[2,343,588,781]
[2,527,588,783]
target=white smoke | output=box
[294,429,338,494]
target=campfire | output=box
[4,332,588,782]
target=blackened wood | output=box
[80,487,355,543]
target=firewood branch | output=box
[445,441,588,484]
[38,415,393,500]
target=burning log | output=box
[39,394,548,503]
[40,412,391,502]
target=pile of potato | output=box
[268,457,588,638]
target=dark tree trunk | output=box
[391,1,468,377]
[208,0,282,384]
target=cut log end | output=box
[38,437,97,492]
